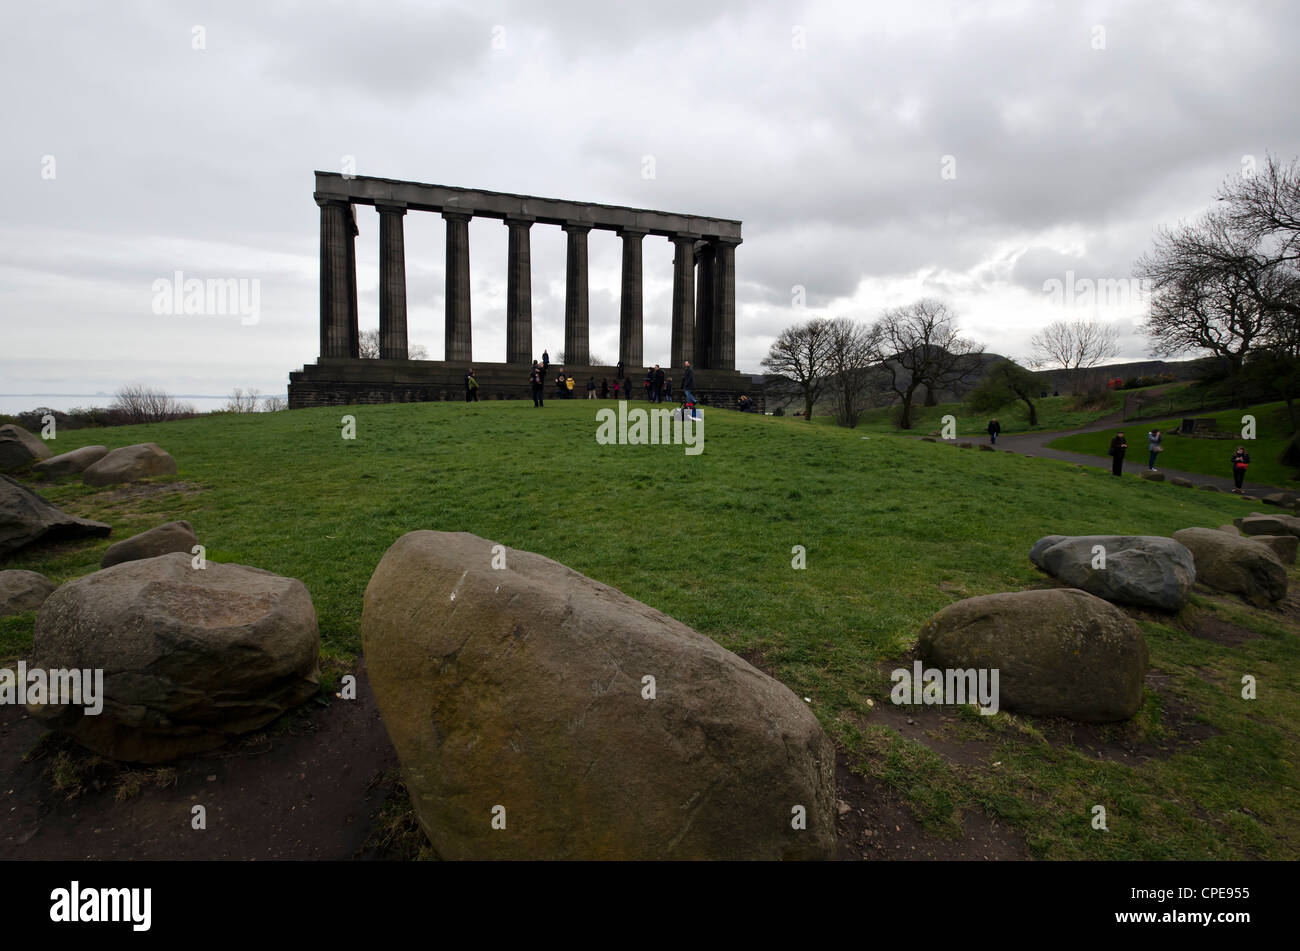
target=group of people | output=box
[1105,429,1253,491]
[524,349,699,409]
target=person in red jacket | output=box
[1231,446,1250,492]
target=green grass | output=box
[1048,401,1300,489]
[3,398,1298,860]
[835,389,1126,436]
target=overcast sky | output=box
[3,0,1298,402]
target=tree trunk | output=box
[1020,395,1038,426]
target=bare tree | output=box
[260,395,288,412]
[1135,213,1287,402]
[822,318,884,428]
[359,329,428,360]
[225,387,260,413]
[761,317,834,420]
[111,384,195,423]
[1029,319,1120,372]
[1217,153,1300,268]
[876,299,984,429]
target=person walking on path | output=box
[987,418,1000,445]
[1231,446,1251,492]
[529,361,544,407]
[683,361,696,404]
[1147,429,1163,470]
[465,368,479,402]
[1108,431,1127,476]
[586,377,596,399]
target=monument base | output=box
[288,359,766,411]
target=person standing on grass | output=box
[529,361,544,408]
[612,379,620,400]
[683,361,696,404]
[465,368,479,402]
[1109,431,1127,476]
[586,376,596,399]
[665,376,672,402]
[600,378,609,399]
[566,375,576,399]
[1232,446,1251,492]
[987,417,1000,445]
[652,365,665,403]
[1147,429,1163,470]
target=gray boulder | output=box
[32,445,108,479]
[1198,484,1221,492]
[0,424,52,472]
[1169,476,1194,488]
[0,474,112,559]
[1139,470,1165,482]
[362,531,836,860]
[0,570,56,616]
[1234,514,1300,539]
[978,443,994,452]
[919,588,1148,722]
[1171,528,1287,605]
[1252,534,1298,565]
[26,552,320,763]
[1029,534,1195,612]
[82,443,177,487]
[100,520,198,568]
[1218,524,1241,535]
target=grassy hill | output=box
[823,390,1127,435]
[1049,402,1300,489]
[3,399,1297,859]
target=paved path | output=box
[955,407,1298,499]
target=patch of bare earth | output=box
[0,660,401,860]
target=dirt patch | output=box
[0,660,401,860]
[1185,615,1262,647]
[92,480,206,504]
[833,754,1027,860]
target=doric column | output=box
[670,234,696,368]
[504,216,533,364]
[377,202,408,360]
[618,228,646,369]
[694,240,716,368]
[443,210,473,362]
[317,196,359,359]
[712,237,739,371]
[562,223,590,365]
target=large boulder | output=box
[0,475,112,559]
[0,424,52,472]
[1171,528,1287,605]
[82,443,176,487]
[1254,534,1299,565]
[362,531,836,861]
[0,570,55,616]
[918,589,1147,722]
[26,553,319,763]
[100,520,197,568]
[1234,514,1300,539]
[1169,476,1194,488]
[1028,534,1195,613]
[1139,470,1165,482]
[32,445,108,479]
